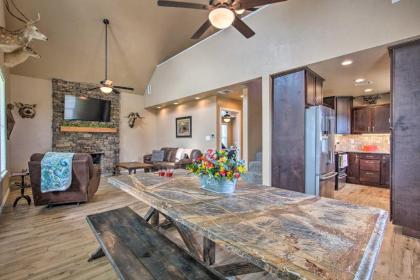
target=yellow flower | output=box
[238,166,246,173]
[219,157,227,163]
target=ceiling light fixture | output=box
[156,106,162,109]
[341,59,353,66]
[240,95,244,98]
[355,78,365,83]
[100,86,113,94]
[208,7,235,29]
[195,97,201,100]
[364,88,373,93]
[173,102,179,105]
[222,112,232,123]
[235,9,245,15]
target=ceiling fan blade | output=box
[246,7,258,11]
[88,86,100,91]
[157,0,208,10]
[191,20,212,39]
[114,85,134,91]
[239,0,287,10]
[113,89,121,95]
[232,16,255,38]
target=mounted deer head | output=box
[127,112,142,128]
[0,0,47,53]
[4,46,40,68]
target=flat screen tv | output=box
[64,95,111,122]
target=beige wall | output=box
[9,74,52,172]
[154,97,217,152]
[147,0,420,185]
[246,80,262,162]
[119,93,156,162]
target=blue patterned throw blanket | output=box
[41,152,75,193]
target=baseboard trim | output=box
[0,186,10,215]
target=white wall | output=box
[10,74,52,172]
[154,97,217,152]
[119,93,156,162]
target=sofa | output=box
[28,153,101,206]
[143,147,202,170]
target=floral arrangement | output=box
[187,149,247,181]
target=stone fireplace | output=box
[52,79,120,173]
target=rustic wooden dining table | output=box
[108,171,388,280]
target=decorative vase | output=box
[200,175,237,194]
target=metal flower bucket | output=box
[200,175,237,194]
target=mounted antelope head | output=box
[4,46,40,68]
[127,112,142,128]
[0,0,47,53]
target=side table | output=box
[11,170,31,207]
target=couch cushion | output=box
[151,150,165,162]
[162,147,178,162]
[175,148,184,162]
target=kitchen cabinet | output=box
[323,96,353,134]
[390,39,420,236]
[381,155,390,186]
[352,104,390,134]
[347,153,360,184]
[346,153,389,187]
[272,67,324,193]
[305,69,324,106]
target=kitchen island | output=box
[109,172,388,280]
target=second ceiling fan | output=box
[158,0,287,39]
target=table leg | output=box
[151,211,159,226]
[128,169,133,175]
[134,169,137,174]
[203,237,216,265]
[171,219,203,260]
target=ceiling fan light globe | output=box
[100,86,113,94]
[235,9,245,15]
[209,8,235,29]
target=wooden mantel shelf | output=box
[60,126,118,133]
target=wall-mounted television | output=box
[64,95,111,122]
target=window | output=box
[0,70,6,178]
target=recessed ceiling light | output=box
[218,89,233,95]
[355,78,365,83]
[156,106,161,109]
[240,95,244,98]
[364,88,373,93]
[341,59,353,66]
[195,97,200,100]
[173,102,179,105]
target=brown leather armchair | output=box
[28,153,101,206]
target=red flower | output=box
[235,173,240,178]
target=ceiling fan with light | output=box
[157,0,287,39]
[89,19,134,94]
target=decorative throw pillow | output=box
[175,148,184,162]
[183,149,193,159]
[151,150,164,162]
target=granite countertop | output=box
[336,150,390,155]
[109,173,388,280]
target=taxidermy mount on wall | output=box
[15,102,37,119]
[4,46,40,67]
[127,112,143,128]
[0,0,47,67]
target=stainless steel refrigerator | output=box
[305,106,337,198]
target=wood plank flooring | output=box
[0,180,418,280]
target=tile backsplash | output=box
[335,134,390,153]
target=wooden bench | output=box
[86,207,225,280]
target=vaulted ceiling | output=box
[5,0,215,94]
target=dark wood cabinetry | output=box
[347,153,360,184]
[390,39,420,236]
[305,69,324,106]
[323,96,353,134]
[346,152,389,187]
[352,105,390,134]
[271,68,324,192]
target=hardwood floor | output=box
[0,180,418,279]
